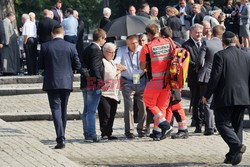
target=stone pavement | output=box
[2,118,249,167]
[0,92,191,121]
[0,119,79,167]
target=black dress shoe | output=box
[125,133,135,139]
[203,130,214,136]
[231,144,246,165]
[54,142,65,149]
[194,127,202,133]
[223,158,232,164]
[171,130,189,139]
[108,136,118,140]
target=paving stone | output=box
[9,118,250,167]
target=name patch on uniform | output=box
[152,44,170,56]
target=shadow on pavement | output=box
[99,162,208,167]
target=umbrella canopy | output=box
[103,15,155,37]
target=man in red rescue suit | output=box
[140,23,174,140]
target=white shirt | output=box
[22,20,37,38]
[102,59,120,101]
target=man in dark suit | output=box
[175,0,193,40]
[197,25,225,135]
[100,7,111,29]
[202,31,250,165]
[0,20,5,74]
[37,9,59,44]
[51,0,63,23]
[137,3,151,19]
[191,3,205,25]
[81,28,106,142]
[38,25,81,149]
[182,23,204,132]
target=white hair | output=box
[103,7,111,15]
[22,13,30,20]
[103,42,116,52]
[190,23,204,32]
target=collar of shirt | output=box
[92,42,101,50]
[191,37,201,47]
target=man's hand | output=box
[0,44,3,49]
[202,96,208,104]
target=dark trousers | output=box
[98,96,118,137]
[47,90,71,144]
[24,37,38,75]
[189,82,203,128]
[64,35,77,44]
[214,106,246,158]
[0,49,2,73]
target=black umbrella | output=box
[103,15,155,37]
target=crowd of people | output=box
[0,0,250,165]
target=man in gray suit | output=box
[197,25,225,135]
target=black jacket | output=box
[39,38,81,91]
[182,38,201,86]
[37,17,59,44]
[0,20,4,44]
[175,4,193,29]
[80,43,104,89]
[100,17,110,29]
[205,46,250,109]
[192,12,205,25]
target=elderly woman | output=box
[98,42,126,140]
[138,33,148,46]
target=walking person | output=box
[38,25,81,149]
[140,24,174,140]
[80,28,106,142]
[202,31,250,165]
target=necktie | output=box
[197,42,201,48]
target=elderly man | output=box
[100,7,111,29]
[182,24,204,132]
[114,35,147,139]
[150,7,159,22]
[61,8,78,44]
[2,12,20,75]
[22,13,38,75]
[202,20,212,40]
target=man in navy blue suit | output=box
[39,25,81,149]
